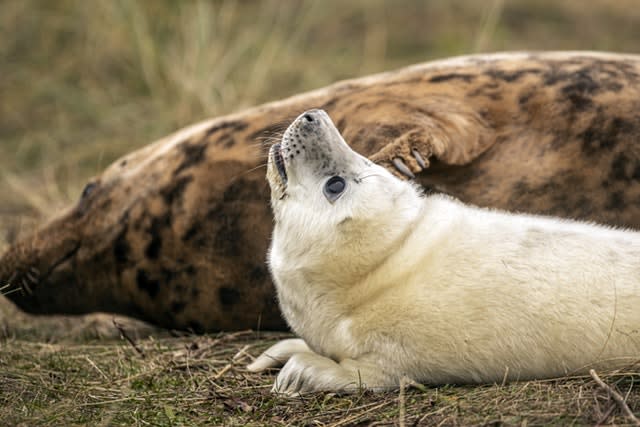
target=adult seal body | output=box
[248,109,640,395]
[4,51,640,332]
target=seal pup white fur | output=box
[248,109,640,395]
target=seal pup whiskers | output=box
[249,109,640,395]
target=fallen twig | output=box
[113,318,146,358]
[590,369,639,426]
[214,363,233,379]
[399,376,407,427]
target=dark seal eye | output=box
[81,182,97,199]
[77,181,99,215]
[323,176,346,203]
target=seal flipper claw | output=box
[412,149,427,170]
[247,338,311,372]
[392,157,416,179]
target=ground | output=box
[1,1,640,425]
[2,327,639,426]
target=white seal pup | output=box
[248,109,640,395]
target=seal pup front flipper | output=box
[247,339,392,395]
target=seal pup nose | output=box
[300,109,328,124]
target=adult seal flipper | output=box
[3,51,640,331]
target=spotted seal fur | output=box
[2,52,640,332]
[248,109,640,395]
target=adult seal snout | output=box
[249,109,640,396]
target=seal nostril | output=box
[303,113,314,123]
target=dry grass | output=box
[2,0,640,425]
[2,0,640,227]
[1,329,639,426]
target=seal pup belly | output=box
[248,108,640,396]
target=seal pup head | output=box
[266,109,424,283]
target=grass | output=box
[2,329,639,426]
[1,0,640,425]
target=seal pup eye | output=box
[323,176,346,203]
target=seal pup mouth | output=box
[271,143,288,183]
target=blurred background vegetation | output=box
[2,4,639,423]
[1,0,640,244]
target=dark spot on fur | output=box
[468,85,503,101]
[114,229,130,265]
[610,153,628,182]
[175,143,208,175]
[561,85,596,112]
[120,159,127,167]
[215,133,236,148]
[160,175,194,206]
[223,178,260,203]
[145,215,170,260]
[485,68,541,82]
[136,269,160,298]
[248,265,268,282]
[224,135,236,148]
[563,72,599,94]
[204,120,248,139]
[507,172,598,219]
[518,90,534,107]
[182,223,200,243]
[607,191,626,211]
[219,287,241,306]
[609,152,640,182]
[214,210,243,257]
[544,64,631,113]
[182,199,245,255]
[429,73,476,83]
[336,118,346,132]
[171,301,186,314]
[580,114,635,155]
[161,268,176,283]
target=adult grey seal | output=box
[2,52,640,332]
